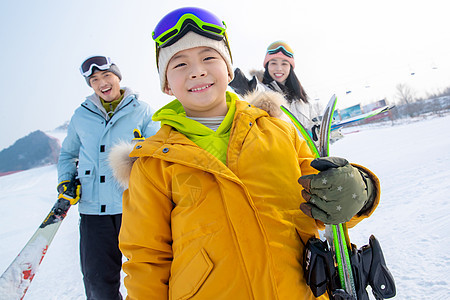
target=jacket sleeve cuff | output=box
[346,163,380,228]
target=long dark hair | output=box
[262,64,308,104]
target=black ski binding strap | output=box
[350,235,396,300]
[304,237,339,297]
[332,289,356,300]
[53,198,71,216]
[304,235,396,300]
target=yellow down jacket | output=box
[118,97,379,300]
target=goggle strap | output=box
[224,32,233,63]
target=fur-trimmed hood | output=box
[108,90,289,189]
[109,140,138,189]
[243,89,289,122]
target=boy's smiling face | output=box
[164,47,231,117]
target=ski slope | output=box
[1,114,450,299]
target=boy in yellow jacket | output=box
[115,7,379,300]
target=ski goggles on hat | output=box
[267,43,294,58]
[152,7,227,48]
[80,56,113,77]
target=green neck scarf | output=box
[152,91,238,165]
[101,90,125,116]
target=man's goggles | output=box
[80,56,113,77]
[152,7,227,48]
[267,45,294,58]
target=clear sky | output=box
[1,0,449,150]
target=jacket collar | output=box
[152,91,237,139]
[128,96,267,175]
[133,95,268,154]
[110,90,279,188]
[84,87,136,119]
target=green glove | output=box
[298,157,374,224]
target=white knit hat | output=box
[157,31,234,92]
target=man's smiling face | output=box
[89,70,121,102]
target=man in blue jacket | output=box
[57,56,159,299]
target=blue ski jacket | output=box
[57,87,159,215]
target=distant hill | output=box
[0,130,61,175]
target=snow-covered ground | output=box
[333,115,450,299]
[1,115,449,299]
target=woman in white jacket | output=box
[229,41,319,135]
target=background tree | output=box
[396,83,416,117]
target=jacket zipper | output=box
[81,97,135,126]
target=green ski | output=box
[284,95,396,300]
[282,95,357,298]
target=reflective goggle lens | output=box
[267,41,294,58]
[267,45,294,58]
[152,7,226,48]
[80,56,113,77]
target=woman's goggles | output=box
[267,45,294,58]
[152,7,227,48]
[80,56,113,77]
